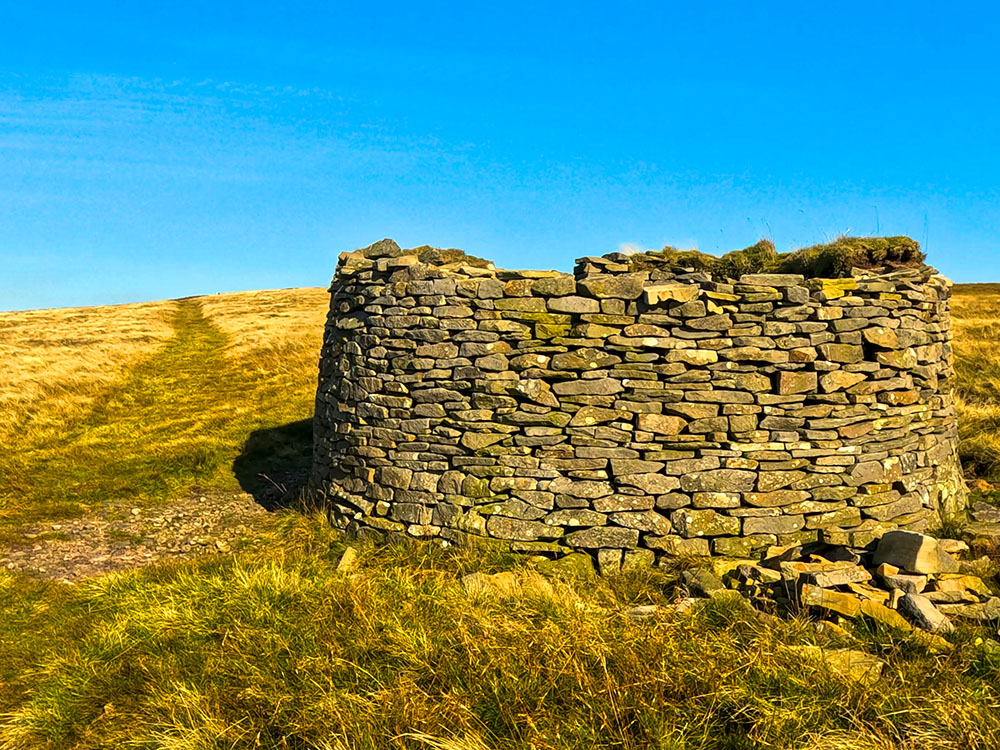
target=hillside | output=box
[1,284,999,748]
[0,289,328,572]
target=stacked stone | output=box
[311,239,965,569]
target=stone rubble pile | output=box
[684,529,999,642]
[311,239,965,562]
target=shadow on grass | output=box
[233,418,314,510]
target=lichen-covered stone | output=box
[776,371,817,395]
[671,509,741,538]
[636,413,687,435]
[564,526,640,548]
[486,516,562,541]
[680,470,756,493]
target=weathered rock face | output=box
[310,239,965,561]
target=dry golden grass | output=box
[198,287,328,359]
[952,284,1000,478]
[0,300,175,436]
[2,517,1000,750]
[0,290,329,534]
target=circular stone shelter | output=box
[310,237,965,570]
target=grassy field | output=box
[0,283,999,748]
[953,284,1000,480]
[0,289,327,540]
[4,517,1000,750]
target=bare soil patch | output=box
[0,491,273,582]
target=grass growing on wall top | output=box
[641,236,926,280]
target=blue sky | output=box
[1,1,998,310]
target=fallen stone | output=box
[627,604,661,621]
[783,561,872,588]
[683,568,727,597]
[923,589,979,604]
[786,645,885,686]
[937,598,1000,622]
[801,584,915,633]
[597,548,623,576]
[335,546,359,574]
[848,583,891,605]
[937,539,970,556]
[910,630,955,653]
[872,530,944,575]
[859,598,914,632]
[536,552,597,579]
[899,593,954,634]
[880,573,927,594]
[934,574,991,597]
[800,585,861,618]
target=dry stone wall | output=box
[311,239,965,568]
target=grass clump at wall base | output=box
[643,236,926,280]
[2,516,1000,750]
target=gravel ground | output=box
[1,491,273,582]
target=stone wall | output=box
[310,239,965,568]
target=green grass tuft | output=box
[641,236,926,280]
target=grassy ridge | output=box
[0,300,174,436]
[0,294,323,539]
[954,284,1000,479]
[1,284,1000,748]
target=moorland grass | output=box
[0,295,321,539]
[2,284,1000,748]
[1,516,1000,749]
[0,299,174,436]
[634,236,925,280]
[953,284,1000,479]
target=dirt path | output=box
[0,491,271,581]
[0,298,290,580]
